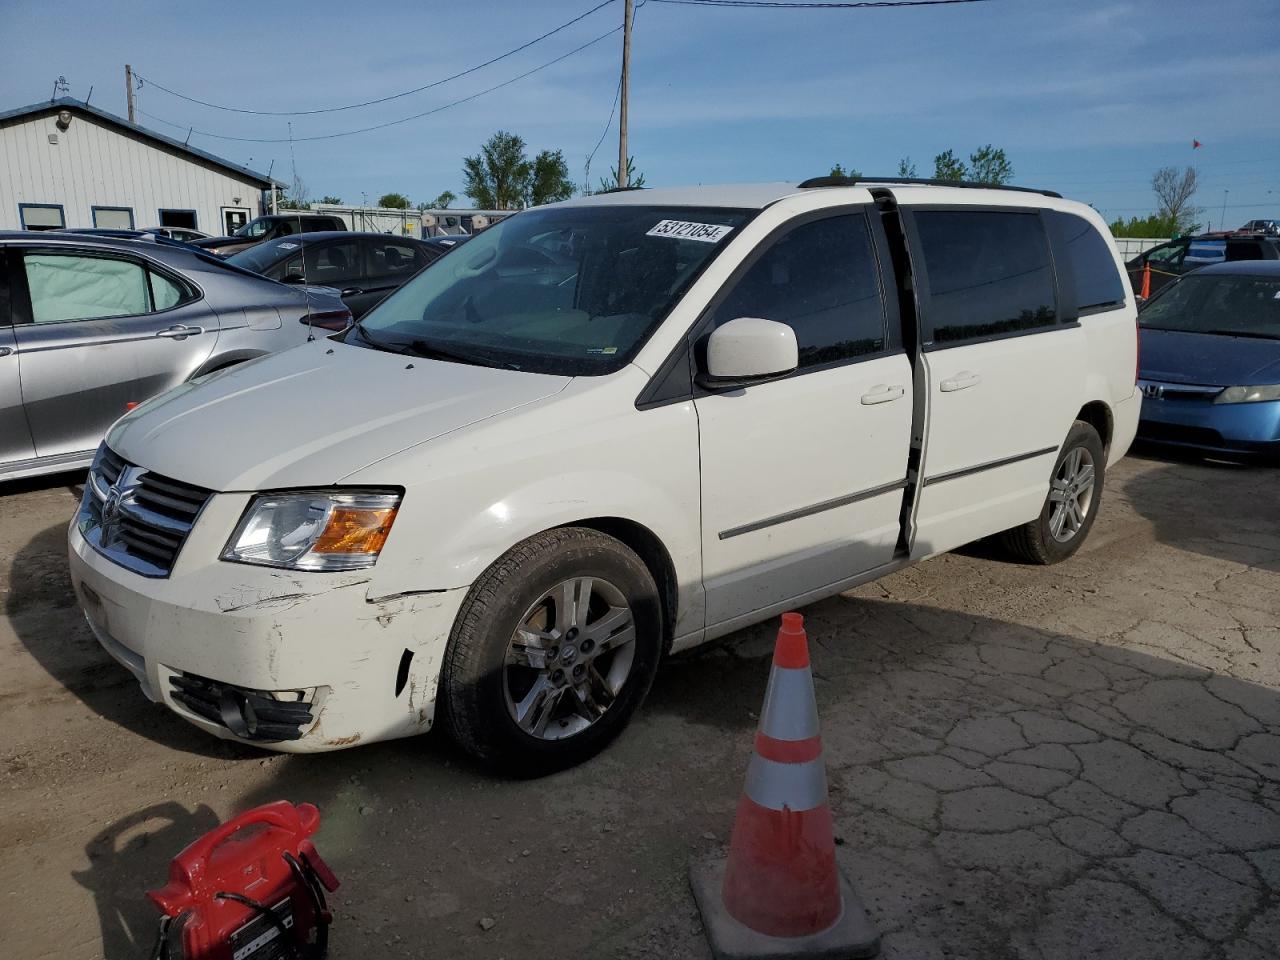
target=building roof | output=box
[0,97,282,188]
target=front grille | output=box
[78,445,212,577]
[1138,421,1225,448]
[169,672,316,742]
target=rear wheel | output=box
[1002,420,1106,564]
[439,527,662,775]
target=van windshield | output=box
[348,204,752,374]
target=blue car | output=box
[1137,260,1280,459]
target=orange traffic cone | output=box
[690,613,879,959]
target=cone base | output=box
[690,855,880,960]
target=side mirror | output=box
[698,317,798,389]
[280,272,306,285]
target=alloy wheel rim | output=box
[1048,445,1096,543]
[503,576,637,741]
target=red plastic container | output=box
[148,801,339,960]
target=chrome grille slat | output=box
[118,498,194,535]
[76,445,211,578]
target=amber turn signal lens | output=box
[311,506,398,555]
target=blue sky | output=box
[2,0,1277,225]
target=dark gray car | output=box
[227,232,444,318]
[1,232,350,482]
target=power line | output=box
[647,0,991,8]
[138,26,622,144]
[586,75,624,187]
[134,0,618,117]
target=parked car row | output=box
[1126,231,1280,298]
[225,232,461,319]
[194,213,349,257]
[0,232,351,482]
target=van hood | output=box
[1139,327,1280,386]
[107,339,571,491]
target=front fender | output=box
[348,374,703,636]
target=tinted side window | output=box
[304,240,359,284]
[1048,211,1126,311]
[709,214,886,369]
[366,239,427,280]
[1147,240,1187,266]
[915,210,1056,344]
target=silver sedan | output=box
[1,232,350,482]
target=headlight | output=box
[222,490,401,571]
[1214,384,1280,404]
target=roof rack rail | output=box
[797,175,1062,199]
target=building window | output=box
[92,206,135,230]
[158,209,198,230]
[19,203,65,231]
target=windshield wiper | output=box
[1202,329,1280,340]
[350,322,391,351]
[408,339,522,370]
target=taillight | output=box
[1135,322,1141,385]
[302,308,353,332]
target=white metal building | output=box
[0,97,279,236]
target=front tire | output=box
[439,527,663,775]
[1002,420,1106,565]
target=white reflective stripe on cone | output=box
[759,666,820,741]
[743,754,828,813]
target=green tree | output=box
[463,131,533,210]
[1108,212,1195,239]
[429,190,456,209]
[1151,166,1201,235]
[597,156,647,192]
[828,162,861,179]
[933,149,968,182]
[378,192,412,210]
[897,157,917,178]
[968,144,1013,185]
[318,195,343,205]
[528,149,576,206]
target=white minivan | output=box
[68,179,1140,772]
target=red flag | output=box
[1192,139,1202,149]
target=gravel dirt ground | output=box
[2,449,1278,960]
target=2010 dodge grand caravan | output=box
[68,179,1140,773]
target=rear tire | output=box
[439,527,662,775]
[1002,420,1106,565]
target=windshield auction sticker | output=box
[646,220,733,243]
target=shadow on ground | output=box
[69,593,1280,960]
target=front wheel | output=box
[439,527,663,775]
[1002,420,1106,565]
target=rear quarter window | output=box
[914,209,1057,344]
[1047,211,1127,312]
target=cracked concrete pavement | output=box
[1,449,1277,959]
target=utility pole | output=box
[617,0,634,189]
[125,64,136,123]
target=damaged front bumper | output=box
[66,491,468,753]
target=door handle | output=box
[860,384,906,405]
[340,287,364,297]
[0,346,12,358]
[155,324,204,340]
[939,371,981,392]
